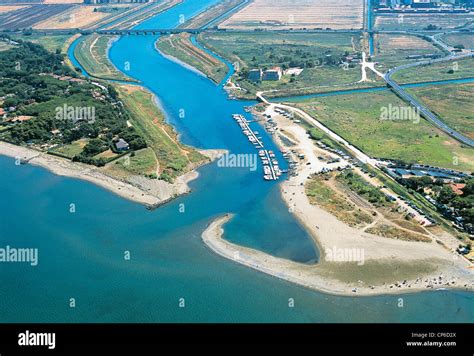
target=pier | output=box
[232,114,281,181]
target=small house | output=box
[115,138,130,152]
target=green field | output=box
[49,139,89,159]
[441,32,474,50]
[74,34,134,81]
[0,42,12,52]
[156,33,228,84]
[372,34,442,72]
[10,34,72,53]
[391,57,474,84]
[294,90,474,172]
[107,147,158,178]
[199,32,378,98]
[374,13,474,31]
[115,84,206,182]
[407,83,474,140]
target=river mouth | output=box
[1,0,473,324]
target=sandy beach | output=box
[200,103,473,296]
[202,215,474,296]
[0,141,224,208]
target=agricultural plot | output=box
[0,5,28,13]
[293,90,474,172]
[0,4,72,30]
[34,5,111,29]
[407,83,474,140]
[74,34,134,81]
[391,57,474,84]
[157,33,228,84]
[219,0,364,30]
[441,32,474,50]
[372,34,443,72]
[199,32,377,98]
[374,13,474,31]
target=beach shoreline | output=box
[0,141,225,208]
[202,214,474,296]
[199,102,473,297]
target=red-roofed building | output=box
[450,183,466,195]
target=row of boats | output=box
[232,114,282,181]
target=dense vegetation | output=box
[402,176,474,232]
[0,36,146,166]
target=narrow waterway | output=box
[0,0,472,323]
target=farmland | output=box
[0,4,73,30]
[407,83,474,140]
[74,34,135,81]
[199,31,377,98]
[219,0,364,30]
[156,33,228,84]
[179,0,246,29]
[374,13,474,31]
[391,57,474,84]
[0,5,28,13]
[441,32,474,50]
[372,34,442,72]
[293,90,474,172]
[34,5,113,30]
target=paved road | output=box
[384,50,474,147]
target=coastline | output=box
[0,141,225,208]
[200,103,473,297]
[202,214,474,296]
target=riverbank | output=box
[203,215,474,296]
[200,102,473,296]
[0,141,224,208]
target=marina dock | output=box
[232,114,282,181]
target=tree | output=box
[438,185,456,204]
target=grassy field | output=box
[294,90,474,172]
[374,13,474,31]
[220,0,364,30]
[115,84,206,182]
[391,57,474,84]
[74,34,134,81]
[441,32,474,50]
[407,83,474,140]
[372,34,442,72]
[10,33,73,53]
[108,148,157,177]
[306,175,374,228]
[0,41,12,52]
[200,32,375,98]
[49,138,88,159]
[156,33,228,84]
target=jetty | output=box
[232,114,281,181]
